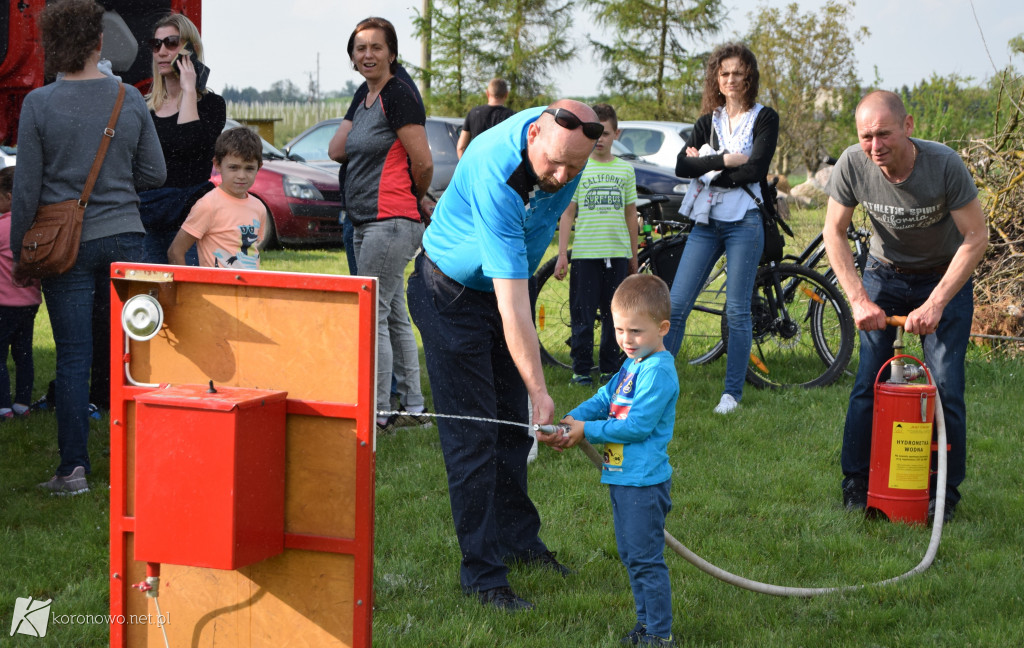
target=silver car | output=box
[617,120,694,172]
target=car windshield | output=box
[611,140,638,159]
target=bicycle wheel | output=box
[532,254,574,369]
[638,237,726,366]
[742,263,854,389]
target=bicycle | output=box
[532,196,856,389]
[785,220,871,284]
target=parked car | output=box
[283,116,461,198]
[617,120,694,172]
[610,140,688,218]
[285,116,688,217]
[218,119,343,250]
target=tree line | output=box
[413,0,1023,174]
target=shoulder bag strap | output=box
[78,82,126,207]
[742,183,794,237]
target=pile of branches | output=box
[963,73,1024,349]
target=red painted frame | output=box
[108,263,377,647]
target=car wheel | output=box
[257,205,278,252]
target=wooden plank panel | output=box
[125,283,362,403]
[285,415,358,538]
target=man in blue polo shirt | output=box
[408,100,599,611]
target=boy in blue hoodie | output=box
[556,273,679,646]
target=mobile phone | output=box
[172,50,211,93]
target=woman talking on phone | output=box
[140,13,225,264]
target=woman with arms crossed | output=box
[666,43,779,415]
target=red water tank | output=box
[867,356,935,525]
[133,384,288,570]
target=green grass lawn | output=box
[2,211,1022,647]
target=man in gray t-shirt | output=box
[823,90,988,522]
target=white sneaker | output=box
[713,394,738,415]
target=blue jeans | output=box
[353,218,425,413]
[408,254,548,592]
[569,257,628,375]
[42,232,144,476]
[610,480,673,638]
[0,304,39,408]
[841,257,972,504]
[665,209,763,400]
[343,216,358,275]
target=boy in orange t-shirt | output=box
[168,127,263,268]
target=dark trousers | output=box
[569,257,628,375]
[43,233,144,476]
[407,254,548,592]
[0,304,39,408]
[841,257,972,504]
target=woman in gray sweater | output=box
[11,0,166,495]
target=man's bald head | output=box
[856,90,908,123]
[527,100,598,193]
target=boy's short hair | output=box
[0,166,14,194]
[592,103,618,132]
[214,127,263,165]
[612,274,671,324]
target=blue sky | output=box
[202,0,1023,101]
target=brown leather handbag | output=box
[16,82,126,280]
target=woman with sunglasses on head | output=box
[665,42,779,415]
[11,0,165,494]
[327,17,433,432]
[139,13,225,264]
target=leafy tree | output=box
[417,0,576,113]
[584,0,725,120]
[900,74,995,147]
[1010,33,1024,57]
[413,0,492,115]
[477,0,576,110]
[745,0,869,174]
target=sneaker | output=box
[842,477,867,512]
[525,550,573,576]
[570,373,593,386]
[928,498,957,523]
[394,409,432,428]
[621,622,647,645]
[38,466,90,496]
[376,414,399,435]
[477,586,534,611]
[713,394,738,414]
[30,394,50,411]
[87,403,102,420]
[0,410,13,421]
[600,372,617,385]
[638,634,676,647]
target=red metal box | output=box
[134,384,288,570]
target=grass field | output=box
[1,208,1022,647]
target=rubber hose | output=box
[577,390,947,597]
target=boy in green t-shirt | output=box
[553,103,639,386]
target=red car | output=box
[214,119,343,249]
